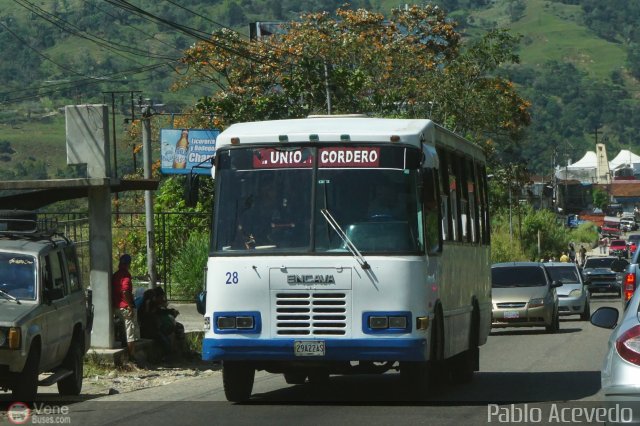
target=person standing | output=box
[568,243,576,263]
[579,245,587,266]
[112,254,140,363]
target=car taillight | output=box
[624,273,636,302]
[616,325,640,366]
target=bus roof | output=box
[215,116,434,148]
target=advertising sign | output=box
[160,128,219,175]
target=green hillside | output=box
[1,0,639,177]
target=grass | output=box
[184,331,203,354]
[471,0,627,81]
[83,351,116,378]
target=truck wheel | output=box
[57,340,83,396]
[13,343,40,401]
[283,372,307,385]
[223,362,255,402]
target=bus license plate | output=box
[294,341,325,356]
[504,311,519,319]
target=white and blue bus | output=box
[201,116,491,401]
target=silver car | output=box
[544,262,590,320]
[491,262,561,333]
[591,291,640,421]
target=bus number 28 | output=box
[225,272,239,284]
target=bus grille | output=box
[273,292,349,336]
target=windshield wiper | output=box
[0,289,21,304]
[320,208,370,270]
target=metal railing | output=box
[40,211,209,301]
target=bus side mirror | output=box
[196,290,206,315]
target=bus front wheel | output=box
[222,361,255,402]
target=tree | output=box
[593,188,609,210]
[177,5,530,142]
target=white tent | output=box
[568,151,597,169]
[556,149,640,183]
[556,151,598,182]
[610,149,640,171]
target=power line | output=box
[11,0,179,61]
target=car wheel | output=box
[580,301,591,321]
[57,339,84,396]
[13,341,40,401]
[545,311,560,333]
[222,361,255,402]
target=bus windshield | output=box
[213,145,424,254]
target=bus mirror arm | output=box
[320,209,370,270]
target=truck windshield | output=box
[0,253,36,300]
[212,145,424,254]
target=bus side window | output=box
[467,157,479,244]
[437,147,451,241]
[448,151,461,242]
[423,167,442,254]
[478,164,490,245]
[458,155,470,242]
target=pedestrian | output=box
[112,253,141,364]
[568,243,576,263]
[579,245,587,266]
[559,252,569,262]
[599,236,606,254]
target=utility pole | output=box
[102,90,142,221]
[140,98,158,288]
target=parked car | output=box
[491,262,561,333]
[600,225,621,238]
[628,234,640,246]
[609,239,629,258]
[590,293,640,421]
[620,217,638,232]
[613,245,640,304]
[543,262,590,320]
[582,256,625,297]
[0,212,93,400]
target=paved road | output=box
[29,296,621,426]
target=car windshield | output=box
[0,253,36,300]
[491,266,547,288]
[610,240,625,246]
[546,266,580,283]
[584,258,615,268]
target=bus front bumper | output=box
[202,338,428,362]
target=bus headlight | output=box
[236,317,255,329]
[369,316,388,329]
[214,312,261,334]
[363,312,411,333]
[218,316,236,329]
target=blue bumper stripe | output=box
[202,338,427,362]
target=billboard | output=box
[160,128,219,175]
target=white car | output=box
[543,262,590,320]
[0,212,93,400]
[591,287,640,423]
